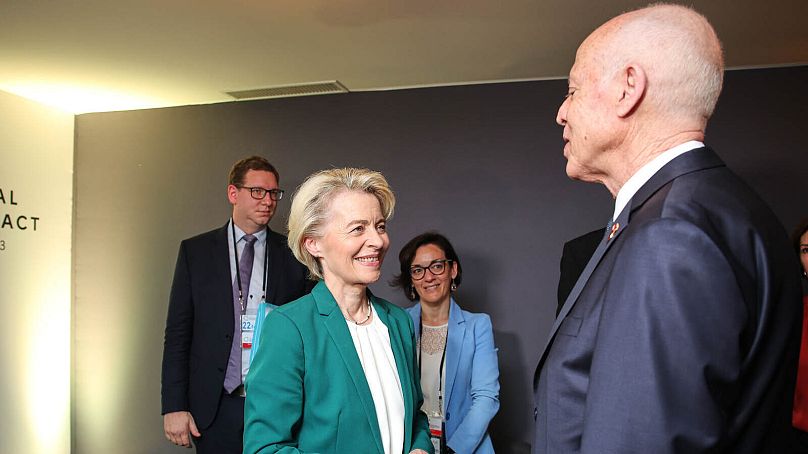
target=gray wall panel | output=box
[74,66,808,453]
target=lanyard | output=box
[418,318,448,416]
[230,221,270,313]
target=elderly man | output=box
[533,4,802,454]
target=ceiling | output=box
[2,0,806,113]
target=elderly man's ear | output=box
[616,65,646,118]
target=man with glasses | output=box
[161,156,310,453]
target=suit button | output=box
[534,407,538,420]
[446,412,450,420]
[218,367,224,372]
[225,334,232,340]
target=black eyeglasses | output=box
[239,186,284,201]
[410,259,452,280]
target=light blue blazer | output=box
[408,299,500,454]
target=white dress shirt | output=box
[227,219,268,381]
[613,140,704,221]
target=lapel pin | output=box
[608,222,620,240]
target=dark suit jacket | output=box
[534,148,802,453]
[161,222,309,430]
[557,229,603,316]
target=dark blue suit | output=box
[533,148,802,453]
[161,222,309,446]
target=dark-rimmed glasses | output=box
[410,259,453,280]
[239,186,284,201]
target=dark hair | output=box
[391,231,463,301]
[228,155,280,186]
[793,218,808,254]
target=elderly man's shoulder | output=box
[664,160,781,231]
[626,157,791,269]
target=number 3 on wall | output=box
[0,240,5,251]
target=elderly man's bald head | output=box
[582,4,724,124]
[556,4,725,193]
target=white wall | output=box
[0,90,73,453]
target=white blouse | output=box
[346,304,405,454]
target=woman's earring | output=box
[450,279,457,292]
[410,286,416,300]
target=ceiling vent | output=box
[225,80,349,100]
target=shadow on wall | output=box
[456,246,535,451]
[491,329,531,454]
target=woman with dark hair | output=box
[794,219,808,280]
[393,232,499,454]
[792,219,808,448]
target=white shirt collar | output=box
[612,140,704,221]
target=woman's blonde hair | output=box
[288,168,395,280]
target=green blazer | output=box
[244,281,433,454]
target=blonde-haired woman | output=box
[244,168,432,454]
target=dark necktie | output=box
[224,234,257,392]
[237,234,257,311]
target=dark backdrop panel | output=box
[73,66,807,453]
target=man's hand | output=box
[164,411,201,448]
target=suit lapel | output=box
[374,294,415,452]
[264,230,285,305]
[630,146,723,209]
[411,304,422,338]
[444,299,465,412]
[313,282,383,454]
[534,209,628,376]
[534,147,726,379]
[213,223,235,330]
